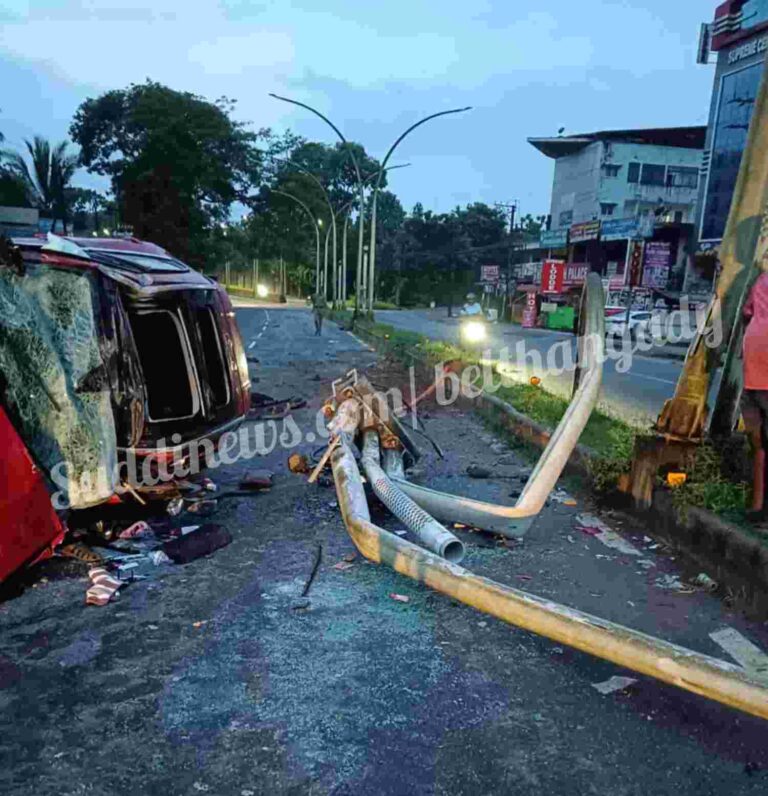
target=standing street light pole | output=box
[269,94,367,314]
[281,160,339,306]
[367,106,471,313]
[272,189,322,294]
[338,163,412,309]
[323,222,331,300]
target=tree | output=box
[65,187,111,233]
[70,80,267,266]
[3,136,78,230]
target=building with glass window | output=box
[528,128,705,295]
[696,1,768,246]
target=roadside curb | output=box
[481,391,768,612]
[348,318,768,612]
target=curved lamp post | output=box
[367,107,471,312]
[269,93,366,314]
[281,160,338,305]
[338,163,412,307]
[272,189,322,294]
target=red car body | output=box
[0,235,251,581]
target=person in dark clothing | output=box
[312,293,326,336]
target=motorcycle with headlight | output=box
[459,317,489,348]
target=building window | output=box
[600,203,617,216]
[701,61,762,241]
[627,162,640,183]
[666,166,699,189]
[602,164,621,177]
[558,210,573,227]
[640,164,667,186]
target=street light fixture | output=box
[367,106,471,313]
[269,93,367,315]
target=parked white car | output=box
[605,310,654,341]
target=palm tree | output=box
[3,137,79,233]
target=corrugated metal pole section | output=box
[360,430,465,562]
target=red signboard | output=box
[541,260,565,294]
[480,264,501,283]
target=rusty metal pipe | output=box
[332,441,768,722]
[360,431,465,563]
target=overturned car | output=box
[0,234,251,581]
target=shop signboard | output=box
[563,263,589,287]
[627,239,645,286]
[480,264,500,283]
[570,220,600,243]
[522,290,538,328]
[600,217,655,241]
[540,228,568,248]
[541,259,565,294]
[601,218,637,241]
[642,241,671,289]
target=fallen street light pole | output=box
[330,440,768,723]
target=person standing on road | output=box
[312,292,326,336]
[741,272,768,521]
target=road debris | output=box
[574,513,641,556]
[389,593,410,603]
[161,524,232,564]
[549,489,577,506]
[693,572,718,592]
[467,464,491,479]
[239,470,274,490]
[301,543,323,597]
[288,453,311,474]
[592,676,638,695]
[655,574,695,594]
[85,568,122,607]
[333,561,355,571]
[308,437,341,484]
[118,521,152,540]
[710,628,768,677]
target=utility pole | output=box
[496,201,518,322]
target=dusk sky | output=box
[1,0,716,218]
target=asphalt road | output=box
[1,306,767,795]
[377,308,687,426]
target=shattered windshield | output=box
[0,265,118,508]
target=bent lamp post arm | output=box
[368,107,471,312]
[269,94,367,313]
